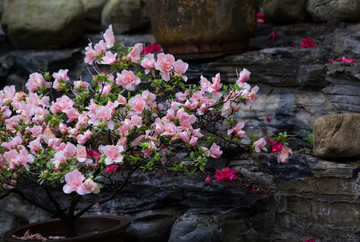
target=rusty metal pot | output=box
[147,0,256,58]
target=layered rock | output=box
[307,0,360,22]
[101,0,149,34]
[263,0,309,24]
[313,113,360,159]
[1,0,85,48]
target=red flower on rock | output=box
[300,37,317,48]
[268,29,279,40]
[337,56,355,63]
[304,239,316,242]
[266,116,271,122]
[215,167,237,181]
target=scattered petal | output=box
[300,37,317,48]
[337,56,355,63]
[267,29,279,40]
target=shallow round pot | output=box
[3,215,130,242]
[147,0,256,58]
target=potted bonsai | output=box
[0,25,261,240]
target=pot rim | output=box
[3,215,130,242]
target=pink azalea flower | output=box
[277,145,293,163]
[227,121,246,138]
[141,53,156,75]
[1,136,22,150]
[236,68,251,85]
[0,106,11,120]
[53,69,69,84]
[162,122,177,136]
[77,130,93,145]
[127,43,143,63]
[65,107,80,123]
[94,40,106,56]
[84,43,97,64]
[103,24,115,49]
[209,143,223,158]
[189,136,198,146]
[63,170,85,194]
[176,108,197,128]
[256,13,266,25]
[142,44,162,54]
[300,37,317,48]
[130,115,142,128]
[78,178,100,195]
[99,145,125,165]
[175,90,189,102]
[253,138,267,153]
[28,137,42,154]
[0,85,16,105]
[63,142,77,158]
[101,51,117,65]
[173,59,189,82]
[75,113,90,130]
[142,90,156,104]
[215,167,237,181]
[328,59,334,63]
[116,70,141,91]
[25,73,51,93]
[337,56,355,63]
[88,105,113,128]
[29,125,43,137]
[118,94,127,105]
[73,81,90,96]
[50,95,74,114]
[245,86,259,105]
[155,53,175,81]
[76,145,90,163]
[128,95,146,114]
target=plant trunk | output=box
[61,217,77,238]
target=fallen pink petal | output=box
[329,59,334,63]
[337,56,355,63]
[215,167,237,181]
[268,29,279,40]
[300,37,317,48]
[266,116,271,122]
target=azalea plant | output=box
[0,25,262,238]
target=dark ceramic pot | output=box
[147,0,256,58]
[3,215,130,242]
